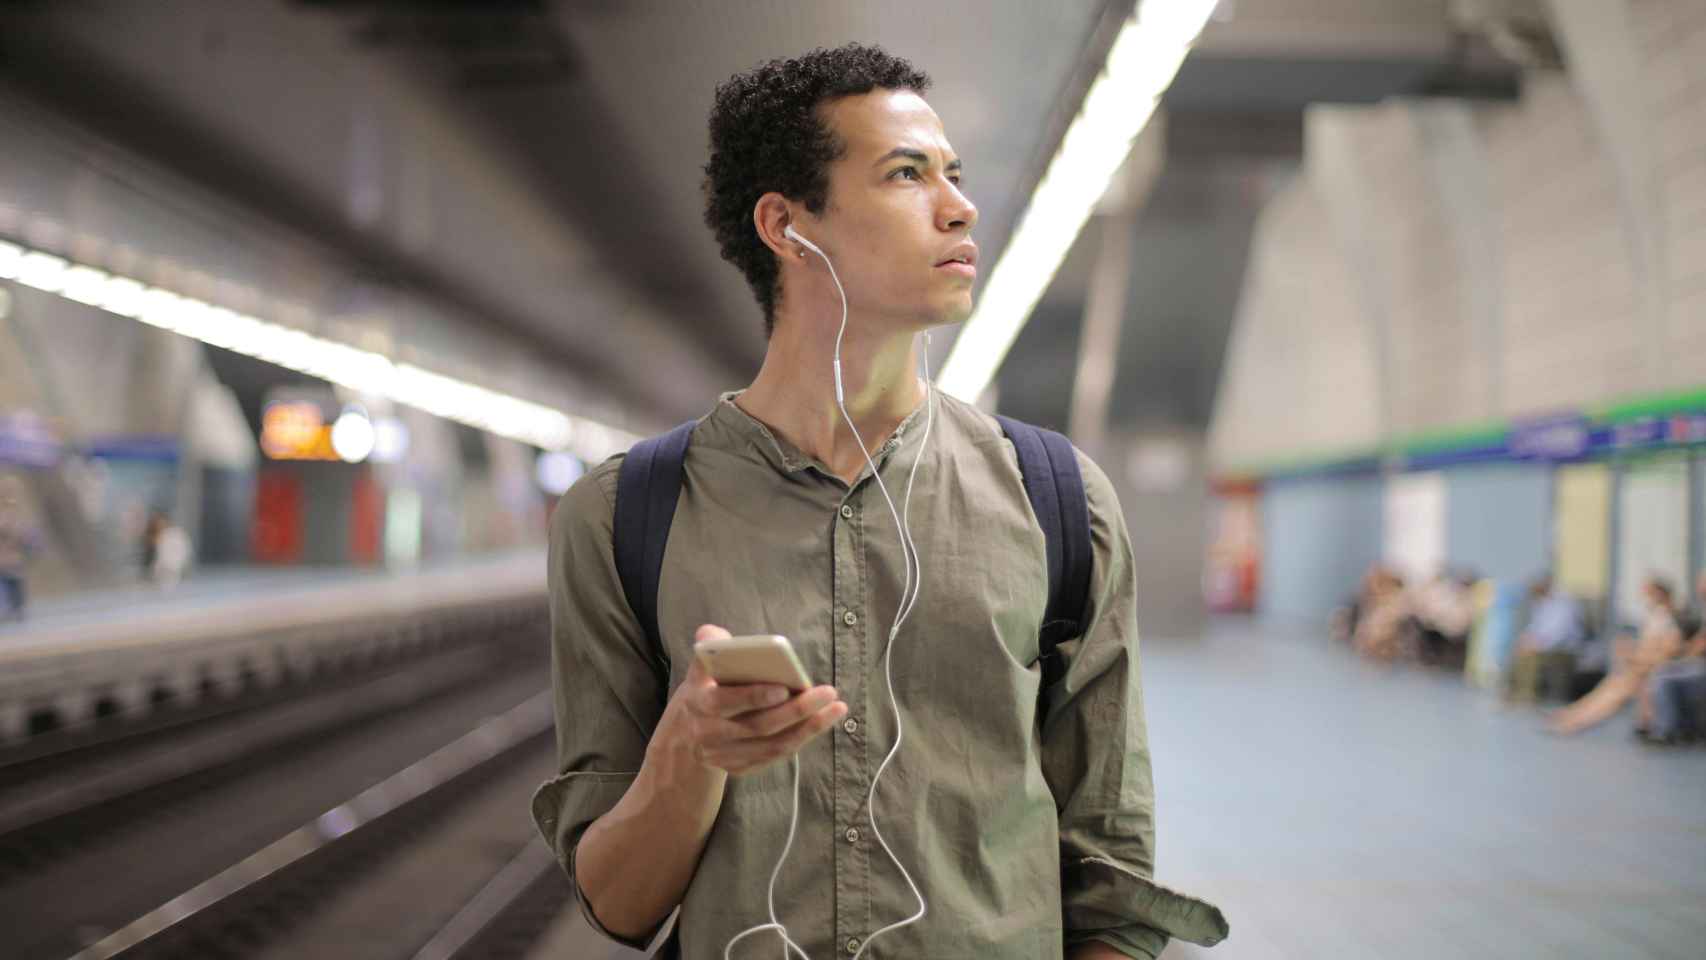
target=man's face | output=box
[805,89,979,331]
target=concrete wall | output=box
[1210,0,1706,470]
[1259,473,1385,620]
[1444,463,1553,585]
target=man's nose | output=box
[940,187,977,233]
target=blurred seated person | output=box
[1331,565,1386,644]
[1354,567,1409,661]
[1637,571,1706,744]
[1411,569,1476,669]
[1547,575,1681,735]
[1506,575,1586,703]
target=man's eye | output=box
[892,167,920,181]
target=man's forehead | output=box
[826,90,954,159]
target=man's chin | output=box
[934,295,975,328]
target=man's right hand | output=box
[650,624,848,778]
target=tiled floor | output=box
[1148,619,1706,959]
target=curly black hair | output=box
[703,44,931,339]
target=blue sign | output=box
[1510,414,1590,461]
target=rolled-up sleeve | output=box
[528,456,669,950]
[1039,452,1230,959]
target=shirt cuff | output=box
[531,769,659,950]
[1063,855,1230,950]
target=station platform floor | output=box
[526,618,1706,959]
[1147,619,1706,959]
[0,549,545,649]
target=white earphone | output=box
[722,225,934,960]
[783,222,817,254]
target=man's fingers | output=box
[702,700,847,774]
[708,683,835,721]
[697,688,836,745]
[679,624,732,706]
[703,682,791,718]
[732,687,840,734]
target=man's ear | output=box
[753,193,797,260]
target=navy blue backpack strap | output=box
[613,420,697,678]
[993,415,1093,691]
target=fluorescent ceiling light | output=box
[936,0,1218,402]
[0,237,638,462]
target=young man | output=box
[532,44,1226,959]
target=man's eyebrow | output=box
[874,147,963,171]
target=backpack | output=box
[613,413,1092,695]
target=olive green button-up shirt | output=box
[531,389,1228,959]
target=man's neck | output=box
[734,312,927,485]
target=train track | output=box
[0,624,564,959]
[53,684,659,960]
[70,691,561,960]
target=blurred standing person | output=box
[1507,575,1586,703]
[151,517,191,590]
[1547,576,1681,735]
[0,475,36,621]
[140,511,165,577]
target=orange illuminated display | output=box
[260,402,339,461]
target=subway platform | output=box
[1147,620,1706,960]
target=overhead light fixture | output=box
[330,407,377,464]
[0,238,639,462]
[936,0,1218,402]
[535,449,585,497]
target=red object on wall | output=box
[1204,480,1263,613]
[349,467,382,565]
[252,469,303,564]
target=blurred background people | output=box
[150,514,192,590]
[1411,568,1477,669]
[0,475,37,622]
[1353,567,1410,662]
[1547,576,1681,736]
[1507,574,1586,704]
[1638,572,1706,745]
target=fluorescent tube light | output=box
[0,237,634,462]
[936,0,1217,402]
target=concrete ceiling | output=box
[997,0,1536,440]
[0,0,1115,429]
[0,0,1545,438]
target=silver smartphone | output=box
[694,634,812,692]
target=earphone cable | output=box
[726,236,930,960]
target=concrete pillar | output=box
[1311,109,1397,449]
[1068,120,1166,459]
[1412,101,1506,421]
[1545,0,1669,386]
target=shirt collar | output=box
[706,388,930,481]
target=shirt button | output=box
[843,610,858,627]
[840,504,854,519]
[846,937,861,954]
[845,826,860,844]
[842,717,858,735]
